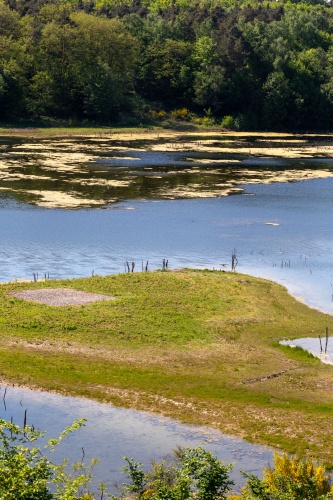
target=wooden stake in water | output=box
[231,249,238,271]
[325,327,329,353]
[319,335,323,352]
[3,386,7,411]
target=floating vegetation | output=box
[0,132,333,208]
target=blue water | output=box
[0,177,332,313]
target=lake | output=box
[0,178,332,313]
[1,131,333,490]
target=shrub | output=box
[119,446,234,500]
[241,453,333,499]
[220,115,237,130]
[170,108,191,120]
[0,418,101,499]
[150,110,167,120]
[1,414,332,500]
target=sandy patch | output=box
[9,288,116,306]
[99,146,142,151]
[27,190,104,208]
[186,158,241,164]
[108,131,304,141]
[256,139,308,143]
[0,172,53,182]
[13,143,51,150]
[150,141,333,158]
[164,186,243,198]
[109,156,141,161]
[108,131,179,141]
[242,169,333,183]
[79,179,131,187]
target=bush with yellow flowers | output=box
[239,453,333,500]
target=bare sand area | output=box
[9,288,116,306]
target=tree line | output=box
[2,0,333,130]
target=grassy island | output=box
[1,269,333,463]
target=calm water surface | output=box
[0,177,332,313]
[280,338,333,365]
[0,386,273,492]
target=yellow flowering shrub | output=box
[263,453,332,499]
[170,108,191,120]
[150,110,167,120]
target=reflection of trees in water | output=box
[2,137,333,208]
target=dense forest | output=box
[2,0,333,130]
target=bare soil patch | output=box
[9,288,116,306]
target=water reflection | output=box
[280,338,333,365]
[1,134,333,208]
[0,386,273,492]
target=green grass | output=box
[0,121,211,138]
[0,124,177,138]
[1,269,333,461]
[0,125,161,137]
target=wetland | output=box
[1,130,333,209]
[0,128,333,484]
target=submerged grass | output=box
[1,269,333,461]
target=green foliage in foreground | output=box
[119,446,234,500]
[0,418,98,499]
[0,415,235,499]
[0,417,333,500]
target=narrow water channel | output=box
[0,386,273,492]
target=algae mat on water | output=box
[1,269,333,463]
[1,128,333,208]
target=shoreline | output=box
[2,263,333,316]
[0,382,275,494]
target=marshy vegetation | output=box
[1,130,333,210]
